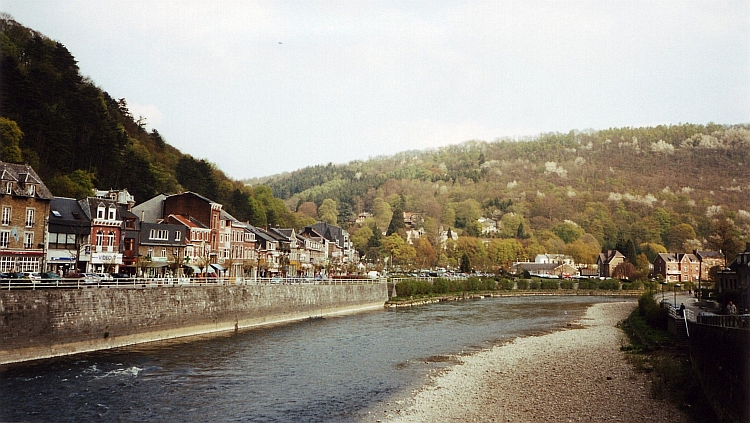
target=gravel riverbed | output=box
[377,301,687,422]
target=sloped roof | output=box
[0,161,53,199]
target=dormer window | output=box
[107,206,116,220]
[5,182,12,194]
[97,204,105,219]
[27,184,35,196]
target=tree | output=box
[612,262,635,280]
[351,225,374,256]
[381,233,416,266]
[0,117,23,163]
[297,201,318,219]
[460,253,471,273]
[706,218,742,262]
[665,223,696,251]
[413,238,437,268]
[318,198,338,225]
[552,221,585,243]
[386,200,405,235]
[372,197,392,234]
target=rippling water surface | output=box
[0,296,626,422]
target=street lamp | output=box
[674,283,681,308]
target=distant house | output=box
[718,243,750,310]
[535,253,574,266]
[355,212,372,225]
[510,262,577,278]
[477,217,498,235]
[597,250,625,278]
[308,221,356,265]
[438,226,458,250]
[403,212,422,229]
[653,253,700,283]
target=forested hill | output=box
[0,15,296,228]
[257,123,750,264]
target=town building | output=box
[653,253,700,283]
[165,214,212,276]
[46,197,90,275]
[718,243,750,310]
[597,250,625,278]
[138,222,187,277]
[0,162,53,273]
[77,197,125,273]
[693,250,726,282]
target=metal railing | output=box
[0,276,387,290]
[696,313,750,329]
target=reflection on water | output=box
[0,296,626,422]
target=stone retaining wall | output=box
[0,283,388,364]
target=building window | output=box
[107,206,116,220]
[0,231,9,248]
[5,182,12,194]
[24,232,33,249]
[175,231,181,242]
[25,208,35,227]
[1,206,10,225]
[96,230,103,246]
[147,247,153,258]
[161,248,167,257]
[0,256,13,272]
[97,205,105,219]
[27,184,35,196]
[107,231,115,247]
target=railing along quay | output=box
[1,277,387,290]
[696,312,750,329]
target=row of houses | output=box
[0,162,357,278]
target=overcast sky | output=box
[4,1,749,179]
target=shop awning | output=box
[210,263,225,272]
[145,262,169,268]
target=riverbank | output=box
[378,301,687,422]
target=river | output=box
[0,295,626,422]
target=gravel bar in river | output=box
[380,301,687,422]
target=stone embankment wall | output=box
[0,284,388,365]
[687,321,750,423]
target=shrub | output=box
[622,281,643,290]
[560,280,574,289]
[540,279,559,290]
[529,280,541,289]
[599,279,621,291]
[516,279,529,290]
[498,279,515,290]
[578,279,599,290]
[638,292,668,330]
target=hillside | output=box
[0,15,296,228]
[258,124,750,271]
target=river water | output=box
[0,296,626,422]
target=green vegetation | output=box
[0,16,300,228]
[620,293,717,422]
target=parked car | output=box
[23,272,42,281]
[110,273,131,279]
[82,273,102,284]
[95,273,113,281]
[40,271,61,280]
[6,272,27,279]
